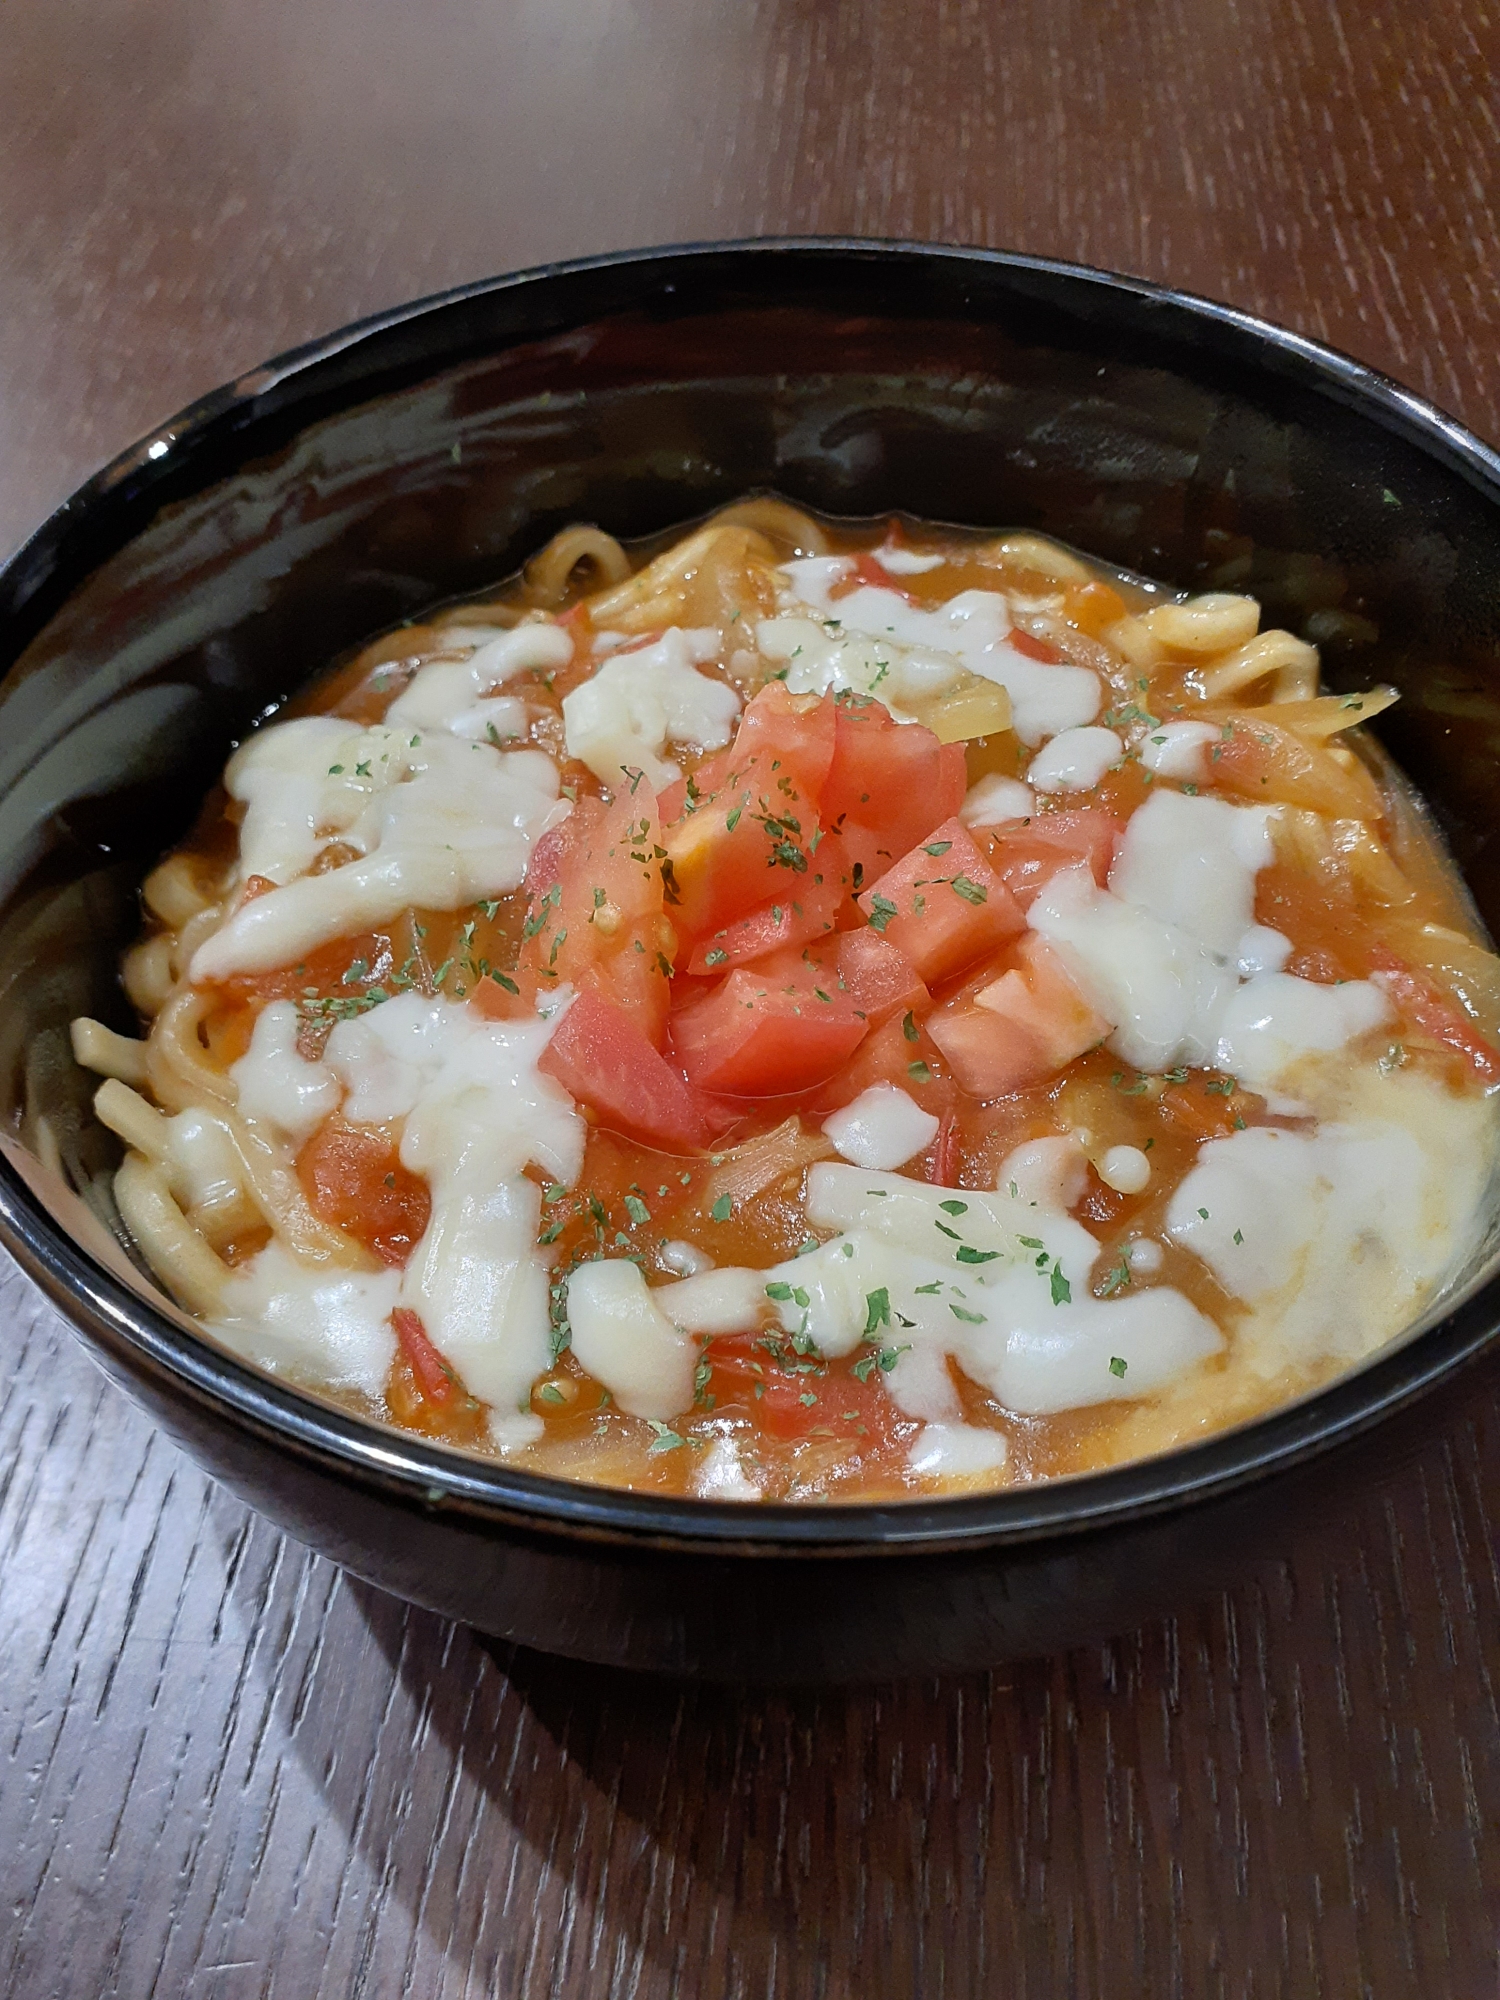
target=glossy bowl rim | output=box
[4,234,1500,1556]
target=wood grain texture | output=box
[3,0,1500,1992]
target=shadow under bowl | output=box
[2,239,1500,1681]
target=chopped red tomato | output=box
[391,1306,465,1407]
[979,808,1120,908]
[1367,949,1500,1083]
[659,686,847,940]
[512,784,677,1045]
[858,817,1025,984]
[706,1338,904,1442]
[662,692,963,939]
[926,934,1110,1097]
[685,865,845,976]
[656,748,733,825]
[821,699,967,883]
[297,1118,431,1264]
[834,928,930,1026]
[539,991,711,1150]
[729,682,838,796]
[672,945,868,1096]
[660,758,823,941]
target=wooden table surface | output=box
[4,2,1500,1992]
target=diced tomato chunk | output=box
[924,1007,1042,1099]
[927,935,1110,1097]
[517,785,676,1045]
[859,818,1025,984]
[685,865,845,976]
[672,947,868,1096]
[661,757,823,941]
[657,748,734,825]
[297,1118,431,1265]
[980,808,1120,908]
[834,928,930,1026]
[730,682,838,797]
[539,991,710,1149]
[524,820,571,899]
[660,687,850,939]
[822,701,967,880]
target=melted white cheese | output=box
[224,715,374,886]
[323,992,583,1446]
[1214,973,1390,1092]
[822,1084,940,1171]
[561,627,741,788]
[766,558,1101,743]
[1140,719,1219,780]
[567,1259,697,1419]
[1165,1067,1495,1369]
[907,1423,1010,1479]
[1026,726,1123,793]
[230,999,339,1143]
[758,612,964,717]
[1110,790,1275,962]
[386,622,572,739]
[1000,1135,1088,1210]
[656,1267,765,1335]
[1029,865,1240,1072]
[1026,790,1354,1079]
[747,1164,1225,1419]
[660,1239,715,1278]
[960,775,1036,827]
[1236,925,1292,977]
[1098,1144,1152,1194]
[873,545,946,576]
[191,728,561,981]
[693,1433,763,1501]
[210,1244,402,1400]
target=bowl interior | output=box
[5,242,1500,1518]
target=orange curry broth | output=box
[143,512,1498,1500]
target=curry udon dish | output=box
[70,501,1500,1502]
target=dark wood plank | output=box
[3,0,1500,1992]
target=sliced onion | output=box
[702,1116,835,1209]
[1230,687,1399,738]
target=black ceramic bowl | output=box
[4,240,1500,1682]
